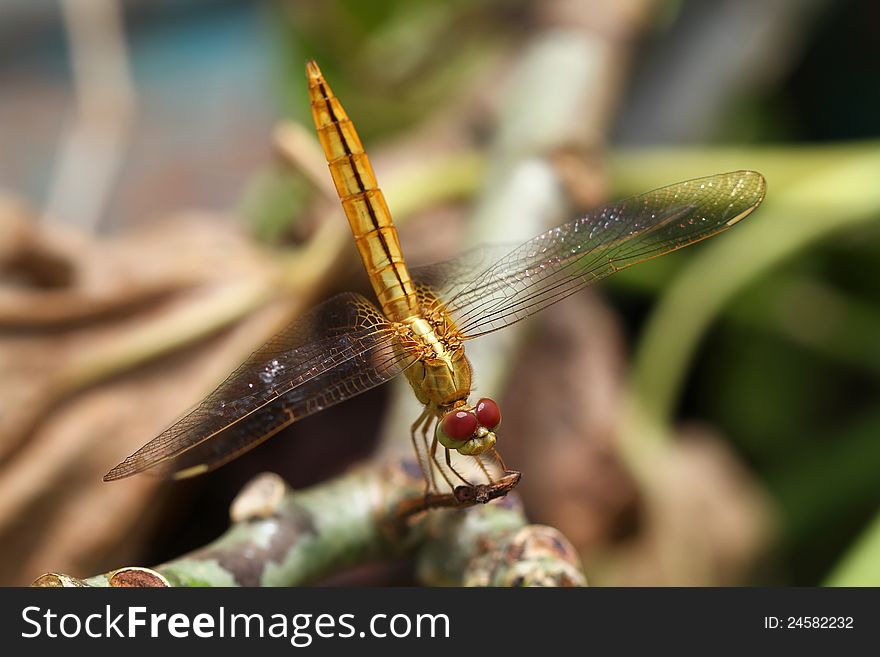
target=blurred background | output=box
[1,0,879,586]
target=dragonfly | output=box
[104,61,766,503]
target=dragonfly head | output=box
[435,398,501,456]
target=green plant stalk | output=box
[825,509,880,586]
[768,407,880,550]
[620,148,880,472]
[383,150,486,220]
[613,270,880,375]
[610,142,880,197]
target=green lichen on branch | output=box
[33,462,586,588]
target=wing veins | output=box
[455,205,694,332]
[446,171,765,338]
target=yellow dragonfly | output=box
[105,61,766,502]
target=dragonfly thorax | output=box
[401,314,472,408]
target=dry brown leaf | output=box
[591,427,776,586]
[0,205,306,584]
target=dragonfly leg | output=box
[419,415,434,495]
[430,432,469,488]
[422,419,456,490]
[409,408,435,495]
[489,446,508,472]
[443,441,473,486]
[472,454,495,484]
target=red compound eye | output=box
[475,398,501,429]
[440,409,478,441]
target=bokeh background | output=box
[1,0,879,586]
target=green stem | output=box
[825,510,880,586]
[621,147,880,463]
[614,271,880,375]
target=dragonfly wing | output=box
[104,292,416,480]
[410,243,519,301]
[444,171,766,338]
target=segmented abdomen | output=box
[307,61,419,323]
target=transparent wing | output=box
[442,171,766,338]
[410,243,519,301]
[104,292,416,480]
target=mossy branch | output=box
[33,462,585,588]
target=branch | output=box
[32,462,585,587]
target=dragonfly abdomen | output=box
[307,61,419,323]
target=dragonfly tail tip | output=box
[305,60,323,83]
